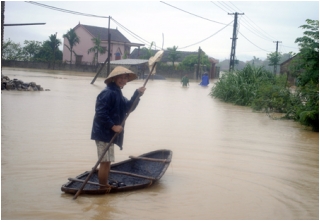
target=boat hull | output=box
[61,149,172,195]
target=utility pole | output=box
[91,16,111,84]
[273,41,282,74]
[228,12,244,72]
[107,16,111,76]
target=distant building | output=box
[280,54,299,85]
[62,23,144,65]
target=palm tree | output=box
[48,33,61,69]
[167,45,180,67]
[63,28,80,65]
[252,56,261,66]
[87,36,106,65]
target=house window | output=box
[115,47,122,60]
[115,52,121,60]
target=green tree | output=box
[289,19,319,131]
[63,28,80,65]
[178,50,210,71]
[33,40,62,62]
[87,36,106,65]
[250,56,262,66]
[2,39,23,60]
[22,40,42,61]
[47,33,62,68]
[267,51,282,74]
[167,45,180,67]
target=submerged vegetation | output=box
[210,63,318,132]
[210,20,319,132]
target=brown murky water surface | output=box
[1,67,318,219]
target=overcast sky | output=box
[3,1,319,62]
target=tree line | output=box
[2,26,287,75]
[218,52,294,73]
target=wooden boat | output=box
[61,149,172,195]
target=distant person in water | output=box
[199,72,209,86]
[181,75,189,87]
[91,66,146,190]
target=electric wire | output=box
[213,1,278,54]
[214,2,274,43]
[111,18,161,49]
[218,1,235,12]
[240,16,275,41]
[228,1,243,13]
[26,1,157,48]
[227,1,277,41]
[210,1,228,13]
[25,1,288,57]
[160,1,228,25]
[25,1,109,18]
[27,1,231,51]
[238,31,272,52]
[238,17,273,42]
[228,2,275,41]
[217,1,276,42]
[179,20,233,49]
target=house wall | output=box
[63,26,96,64]
[280,56,298,86]
[63,26,128,65]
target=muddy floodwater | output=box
[1,67,318,220]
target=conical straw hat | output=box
[104,66,137,84]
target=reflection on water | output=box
[1,68,318,219]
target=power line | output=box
[217,1,277,41]
[238,31,272,52]
[228,2,244,13]
[25,1,109,18]
[179,20,233,49]
[27,1,232,51]
[160,1,228,25]
[241,16,275,41]
[238,17,274,42]
[228,1,277,41]
[210,1,228,13]
[212,1,275,42]
[218,1,235,12]
[111,18,158,48]
[26,1,156,48]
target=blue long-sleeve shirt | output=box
[91,82,140,150]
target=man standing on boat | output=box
[91,66,146,190]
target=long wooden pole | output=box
[73,61,158,200]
